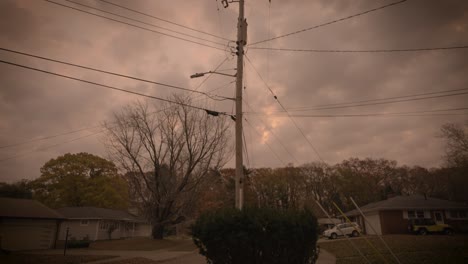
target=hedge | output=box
[191,207,318,264]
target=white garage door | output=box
[365,213,382,235]
[1,219,57,251]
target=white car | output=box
[323,222,361,239]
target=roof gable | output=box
[0,197,64,219]
[57,206,144,222]
[346,195,468,216]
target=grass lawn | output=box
[0,254,117,264]
[90,237,197,251]
[319,234,468,264]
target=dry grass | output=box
[320,234,468,264]
[0,254,117,264]
[89,237,196,252]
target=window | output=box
[407,210,425,219]
[100,221,109,230]
[450,210,468,219]
[80,220,89,226]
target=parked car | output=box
[408,218,454,235]
[323,222,361,239]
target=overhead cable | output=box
[249,45,468,53]
[246,107,468,118]
[63,0,226,46]
[0,47,231,101]
[283,92,468,112]
[249,0,408,46]
[44,0,226,51]
[287,88,468,110]
[98,0,231,41]
[245,55,324,162]
[0,59,228,116]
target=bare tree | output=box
[104,98,231,239]
[440,122,468,166]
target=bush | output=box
[191,207,318,264]
[66,240,90,248]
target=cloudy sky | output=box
[1,0,467,182]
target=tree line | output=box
[1,98,466,239]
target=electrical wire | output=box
[0,47,231,101]
[44,0,226,51]
[246,107,468,118]
[249,45,468,53]
[280,92,468,112]
[249,0,408,46]
[0,125,101,149]
[62,0,226,46]
[0,59,229,116]
[244,118,287,166]
[287,88,468,110]
[98,0,231,41]
[0,80,235,153]
[245,55,324,162]
[244,98,298,165]
[0,130,104,163]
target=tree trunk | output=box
[152,223,164,239]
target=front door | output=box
[434,211,444,225]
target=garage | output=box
[365,212,382,235]
[0,198,64,251]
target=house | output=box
[0,197,65,251]
[57,207,151,241]
[344,195,468,235]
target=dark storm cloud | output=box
[1,0,467,182]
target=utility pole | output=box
[235,0,246,210]
[220,0,246,210]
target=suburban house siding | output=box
[58,219,100,241]
[57,207,151,241]
[344,195,468,235]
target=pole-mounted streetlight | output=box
[190,71,236,79]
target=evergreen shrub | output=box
[191,207,318,264]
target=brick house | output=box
[344,195,468,235]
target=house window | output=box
[407,210,425,219]
[100,221,109,230]
[80,220,89,226]
[450,210,468,219]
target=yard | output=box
[0,254,117,264]
[89,237,197,251]
[319,234,468,264]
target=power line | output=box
[62,0,226,46]
[98,0,231,41]
[44,0,226,51]
[249,0,408,46]
[245,55,324,162]
[244,98,298,165]
[244,118,287,166]
[247,107,468,118]
[249,45,468,53]
[287,88,468,110]
[0,82,234,154]
[0,130,103,163]
[0,59,229,116]
[0,47,231,101]
[282,92,468,112]
[0,125,101,149]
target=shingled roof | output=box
[345,195,468,216]
[0,197,64,219]
[57,207,145,222]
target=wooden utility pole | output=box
[235,0,246,210]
